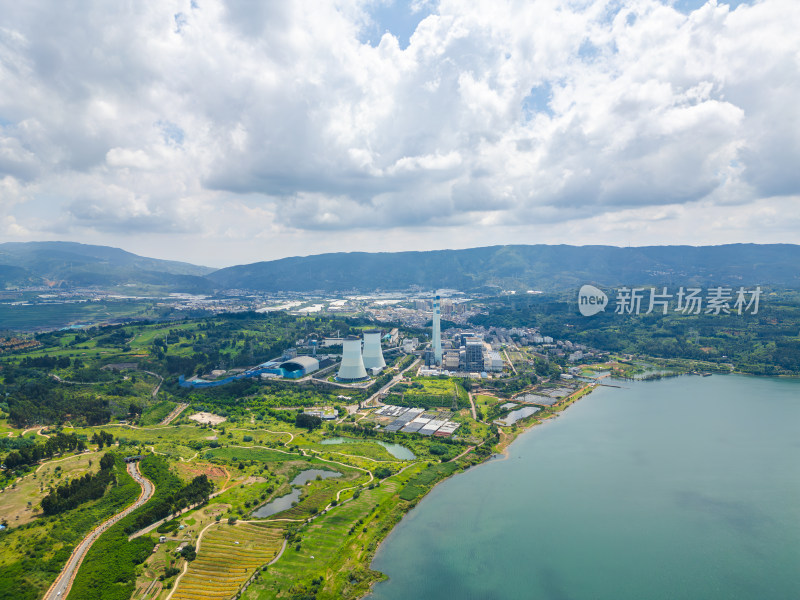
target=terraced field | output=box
[171,521,284,600]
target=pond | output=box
[498,405,540,426]
[251,469,341,518]
[290,469,341,486]
[320,437,415,460]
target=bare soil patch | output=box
[188,411,227,425]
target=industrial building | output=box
[402,337,419,353]
[443,350,460,370]
[464,341,484,372]
[487,351,504,371]
[362,330,386,371]
[279,356,320,379]
[303,407,338,420]
[337,336,368,381]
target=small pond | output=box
[251,469,342,518]
[291,469,341,486]
[499,406,540,426]
[320,437,415,460]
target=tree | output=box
[91,431,114,449]
[295,413,322,431]
[180,544,196,561]
[99,453,115,471]
[374,466,392,479]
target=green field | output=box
[0,451,100,526]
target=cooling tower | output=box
[433,295,443,365]
[337,336,368,381]
[362,330,386,370]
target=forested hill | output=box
[0,241,214,290]
[5,242,800,293]
[207,244,800,292]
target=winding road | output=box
[42,462,155,600]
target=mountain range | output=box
[2,241,800,293]
[0,241,214,291]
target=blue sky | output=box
[0,0,798,267]
[673,0,751,11]
[360,1,435,49]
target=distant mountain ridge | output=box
[207,244,800,292]
[3,241,800,293]
[0,241,214,290]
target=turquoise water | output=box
[320,437,415,460]
[370,375,800,600]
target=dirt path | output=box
[43,462,155,600]
[160,402,189,426]
[231,428,295,444]
[165,519,218,600]
[35,451,99,473]
[503,348,517,376]
[142,371,164,400]
[129,466,229,541]
[21,426,49,437]
[268,539,288,564]
[468,391,477,420]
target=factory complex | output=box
[419,295,506,377]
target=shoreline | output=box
[357,382,600,599]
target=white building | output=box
[487,351,504,372]
[402,337,419,353]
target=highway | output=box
[43,461,155,600]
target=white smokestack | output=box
[433,294,442,366]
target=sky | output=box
[1,0,798,268]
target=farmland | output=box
[170,521,284,600]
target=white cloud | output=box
[0,0,798,264]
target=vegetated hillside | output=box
[6,242,800,294]
[207,243,800,292]
[471,290,800,376]
[0,241,214,290]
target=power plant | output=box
[362,330,386,370]
[432,294,443,366]
[337,335,368,381]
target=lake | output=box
[369,375,800,600]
